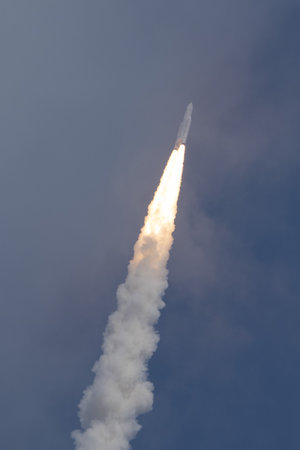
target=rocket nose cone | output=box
[187,103,193,113]
[185,103,193,118]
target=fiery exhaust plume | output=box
[72,144,185,450]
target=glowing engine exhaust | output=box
[72,105,192,450]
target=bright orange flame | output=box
[145,144,185,234]
[130,144,185,268]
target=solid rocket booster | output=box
[175,103,193,149]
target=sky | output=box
[0,1,299,449]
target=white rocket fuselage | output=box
[175,103,193,149]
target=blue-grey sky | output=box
[1,1,299,449]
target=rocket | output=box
[175,103,193,149]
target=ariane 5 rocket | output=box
[175,103,193,149]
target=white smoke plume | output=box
[72,145,185,450]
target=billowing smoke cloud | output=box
[72,145,185,450]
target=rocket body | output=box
[175,103,193,149]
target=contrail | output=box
[72,105,191,450]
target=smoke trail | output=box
[72,145,185,450]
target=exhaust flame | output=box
[72,145,185,450]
